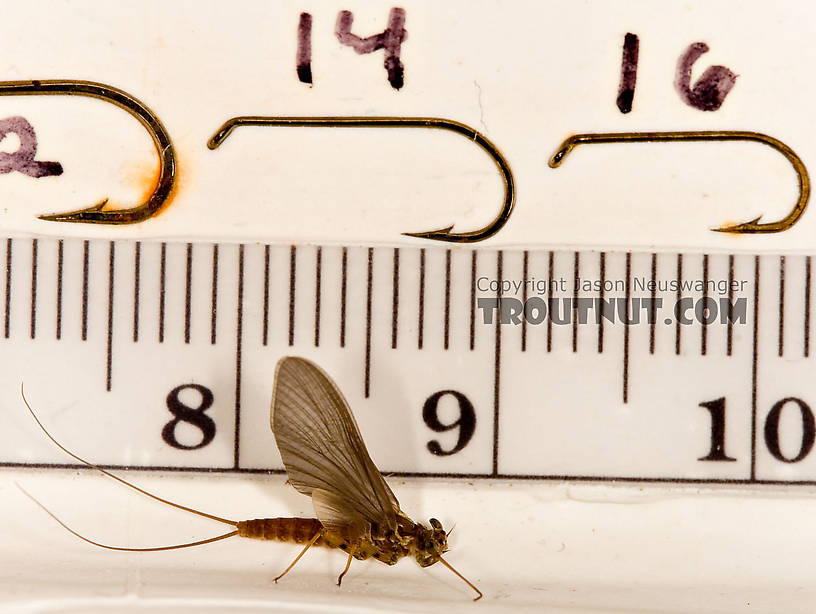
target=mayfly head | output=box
[413,517,449,567]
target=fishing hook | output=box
[0,79,175,224]
[208,116,515,243]
[549,131,810,233]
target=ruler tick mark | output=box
[133,242,141,343]
[211,244,218,345]
[288,245,296,347]
[493,251,503,476]
[262,245,270,346]
[521,251,528,352]
[805,256,811,358]
[29,239,37,340]
[391,248,399,349]
[470,251,477,351]
[701,254,709,356]
[4,238,11,339]
[234,244,245,470]
[184,243,192,344]
[727,255,734,356]
[81,240,89,342]
[365,248,373,398]
[546,252,553,352]
[444,250,451,350]
[56,240,63,340]
[158,242,166,343]
[778,255,785,357]
[675,254,683,355]
[418,248,425,350]
[340,247,347,348]
[750,255,760,481]
[106,241,115,391]
[648,253,656,354]
[572,251,579,353]
[598,252,606,353]
[623,252,631,404]
[314,246,322,347]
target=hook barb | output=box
[0,79,175,224]
[208,116,515,243]
[549,130,810,234]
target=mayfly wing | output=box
[271,356,401,535]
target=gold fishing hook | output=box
[0,79,175,224]
[549,131,810,233]
[208,116,515,243]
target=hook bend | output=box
[0,79,175,224]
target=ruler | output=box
[5,236,815,486]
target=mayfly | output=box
[21,356,482,600]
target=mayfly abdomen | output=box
[237,518,324,544]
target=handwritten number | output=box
[616,33,639,114]
[162,384,216,450]
[422,390,476,456]
[0,117,62,178]
[674,42,737,111]
[335,8,407,90]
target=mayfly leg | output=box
[337,544,356,586]
[273,532,322,583]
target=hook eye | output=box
[0,79,176,224]
[208,116,515,243]
[549,130,810,233]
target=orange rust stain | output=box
[118,149,188,220]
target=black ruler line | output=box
[391,248,399,349]
[184,243,193,344]
[364,248,373,398]
[4,238,11,339]
[106,241,115,392]
[81,240,89,341]
[418,248,425,350]
[751,255,760,482]
[211,244,218,345]
[314,246,322,347]
[234,244,245,470]
[29,239,37,340]
[133,242,141,343]
[493,250,503,476]
[56,240,63,340]
[158,242,166,343]
[19,459,816,486]
[288,245,296,346]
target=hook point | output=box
[402,225,456,241]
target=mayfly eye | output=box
[430,518,442,530]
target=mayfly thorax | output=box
[20,356,482,600]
